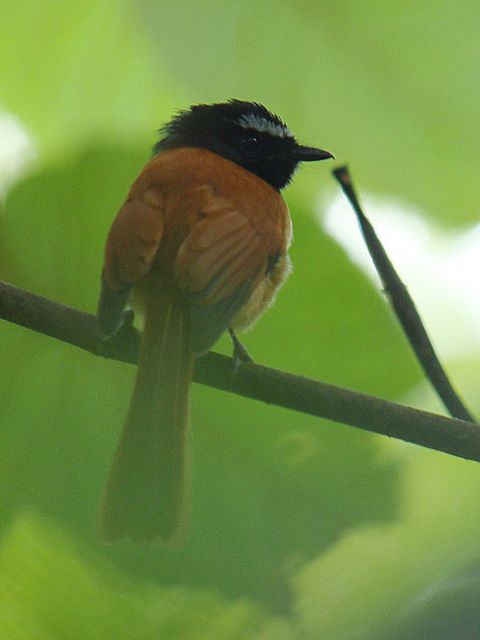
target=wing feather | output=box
[177,227,257,294]
[99,187,164,334]
[185,209,250,250]
[104,188,164,289]
[175,203,271,353]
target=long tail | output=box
[99,284,193,545]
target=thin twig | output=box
[1,280,480,461]
[333,166,475,423]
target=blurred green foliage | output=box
[1,2,480,638]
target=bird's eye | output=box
[242,134,259,152]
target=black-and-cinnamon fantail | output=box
[97,100,333,544]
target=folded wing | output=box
[175,200,271,354]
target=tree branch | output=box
[1,279,480,462]
[333,165,475,423]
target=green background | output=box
[1,2,480,638]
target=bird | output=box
[97,99,333,544]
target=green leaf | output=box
[292,445,480,640]
[0,514,296,639]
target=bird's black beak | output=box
[294,145,334,162]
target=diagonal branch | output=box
[1,279,480,462]
[333,165,475,423]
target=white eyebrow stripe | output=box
[237,113,293,139]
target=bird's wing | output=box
[98,187,165,335]
[175,191,277,353]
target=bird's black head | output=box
[154,100,333,190]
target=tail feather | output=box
[99,285,193,545]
